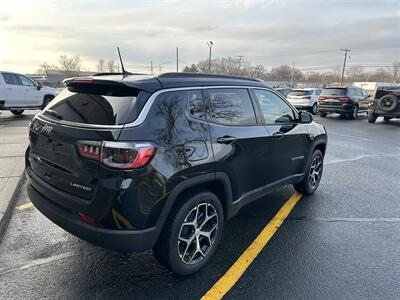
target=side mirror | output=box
[37,82,42,90]
[299,111,313,124]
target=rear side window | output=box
[188,90,205,119]
[321,88,347,97]
[288,90,312,96]
[44,88,151,125]
[205,88,256,125]
[2,73,20,85]
[315,90,321,96]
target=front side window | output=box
[205,88,256,125]
[2,73,20,85]
[18,75,36,87]
[253,89,295,124]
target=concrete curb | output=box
[0,157,26,240]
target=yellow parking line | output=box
[201,192,303,300]
[16,202,34,211]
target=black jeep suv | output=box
[368,86,400,123]
[26,73,327,275]
[318,86,369,119]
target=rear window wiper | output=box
[45,109,63,120]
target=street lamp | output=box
[207,41,213,73]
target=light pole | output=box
[207,41,213,73]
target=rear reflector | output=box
[76,141,156,170]
[79,213,103,228]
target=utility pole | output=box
[207,41,213,73]
[176,47,179,72]
[237,55,244,75]
[340,48,351,86]
[150,60,153,75]
[290,62,295,88]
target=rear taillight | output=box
[76,141,156,169]
[303,96,311,99]
[318,96,326,101]
[338,97,351,102]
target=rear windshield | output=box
[288,90,313,96]
[375,87,400,99]
[321,88,347,96]
[43,88,150,125]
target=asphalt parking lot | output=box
[0,111,399,299]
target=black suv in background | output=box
[26,73,327,275]
[368,86,400,123]
[318,86,369,119]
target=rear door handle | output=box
[217,136,237,144]
[272,131,285,139]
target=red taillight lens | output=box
[76,141,101,160]
[76,141,156,170]
[318,96,326,101]
[338,97,351,102]
[79,213,103,228]
[303,96,311,99]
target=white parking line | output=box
[325,153,400,165]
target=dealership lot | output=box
[0,112,399,299]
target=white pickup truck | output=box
[0,71,57,115]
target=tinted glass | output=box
[254,89,294,124]
[44,88,150,125]
[321,88,347,96]
[288,90,313,96]
[2,73,20,85]
[188,90,205,119]
[19,75,35,87]
[315,90,321,96]
[205,88,256,125]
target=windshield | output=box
[43,88,150,125]
[321,88,347,96]
[288,90,313,96]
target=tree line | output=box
[183,57,400,86]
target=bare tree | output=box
[387,61,400,83]
[346,65,366,82]
[96,59,106,72]
[107,60,117,72]
[57,54,81,76]
[37,62,58,74]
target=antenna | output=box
[117,47,130,76]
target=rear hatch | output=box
[287,90,313,105]
[28,80,151,203]
[319,88,349,106]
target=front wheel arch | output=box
[42,95,55,109]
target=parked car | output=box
[318,86,369,119]
[26,73,327,275]
[276,87,292,97]
[368,86,400,123]
[286,88,322,115]
[0,71,57,115]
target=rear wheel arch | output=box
[155,173,233,232]
[42,94,55,108]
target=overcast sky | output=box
[0,0,399,74]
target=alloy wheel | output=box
[309,155,323,189]
[178,202,218,265]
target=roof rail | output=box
[93,72,147,76]
[157,72,263,82]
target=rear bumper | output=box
[369,108,400,118]
[318,103,354,114]
[27,172,160,253]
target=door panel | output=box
[18,75,41,106]
[2,73,25,107]
[204,88,271,201]
[252,88,309,183]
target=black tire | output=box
[368,111,377,123]
[42,96,54,110]
[294,149,324,195]
[348,105,358,120]
[320,112,327,117]
[339,114,347,119]
[383,117,392,122]
[153,191,224,276]
[311,103,318,115]
[10,109,24,115]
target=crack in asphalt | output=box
[0,252,77,276]
[325,152,400,165]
